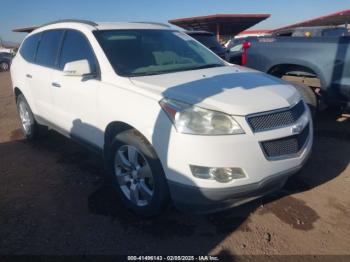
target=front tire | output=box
[105,129,170,217]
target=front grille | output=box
[261,124,310,159]
[247,100,305,133]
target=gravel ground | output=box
[0,71,350,256]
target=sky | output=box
[1,0,350,43]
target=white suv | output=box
[11,20,313,216]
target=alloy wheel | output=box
[114,145,154,207]
[18,101,32,135]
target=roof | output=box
[274,9,350,32]
[169,14,271,36]
[96,22,170,30]
[12,20,171,33]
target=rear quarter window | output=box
[19,33,41,62]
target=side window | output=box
[19,33,41,62]
[36,29,64,67]
[59,30,97,72]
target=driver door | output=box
[50,29,100,146]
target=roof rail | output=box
[133,21,170,28]
[41,19,98,28]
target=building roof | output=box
[273,9,350,32]
[237,29,272,35]
[13,9,350,36]
[169,14,270,36]
[12,26,39,33]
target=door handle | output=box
[52,82,61,88]
[26,74,32,78]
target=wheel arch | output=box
[14,87,23,101]
[104,121,135,147]
[267,63,326,93]
[103,120,168,180]
[268,64,318,78]
[103,121,155,153]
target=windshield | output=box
[94,29,225,77]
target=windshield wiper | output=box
[129,69,181,77]
[128,64,225,77]
[129,72,162,77]
[182,63,225,71]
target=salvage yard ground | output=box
[0,71,350,256]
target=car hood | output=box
[130,65,301,116]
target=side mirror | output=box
[63,59,92,76]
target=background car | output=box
[274,26,349,37]
[185,31,227,59]
[226,25,350,115]
[0,52,12,72]
[225,38,247,65]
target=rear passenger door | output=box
[51,29,100,146]
[17,32,41,112]
[30,29,64,122]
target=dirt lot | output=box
[0,71,350,256]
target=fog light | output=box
[190,165,246,183]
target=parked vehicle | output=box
[185,31,227,59]
[11,20,313,217]
[226,38,249,65]
[274,26,349,37]
[226,27,350,113]
[0,52,12,71]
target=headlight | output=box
[159,98,244,135]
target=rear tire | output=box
[16,94,45,140]
[105,129,170,217]
[289,81,318,117]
